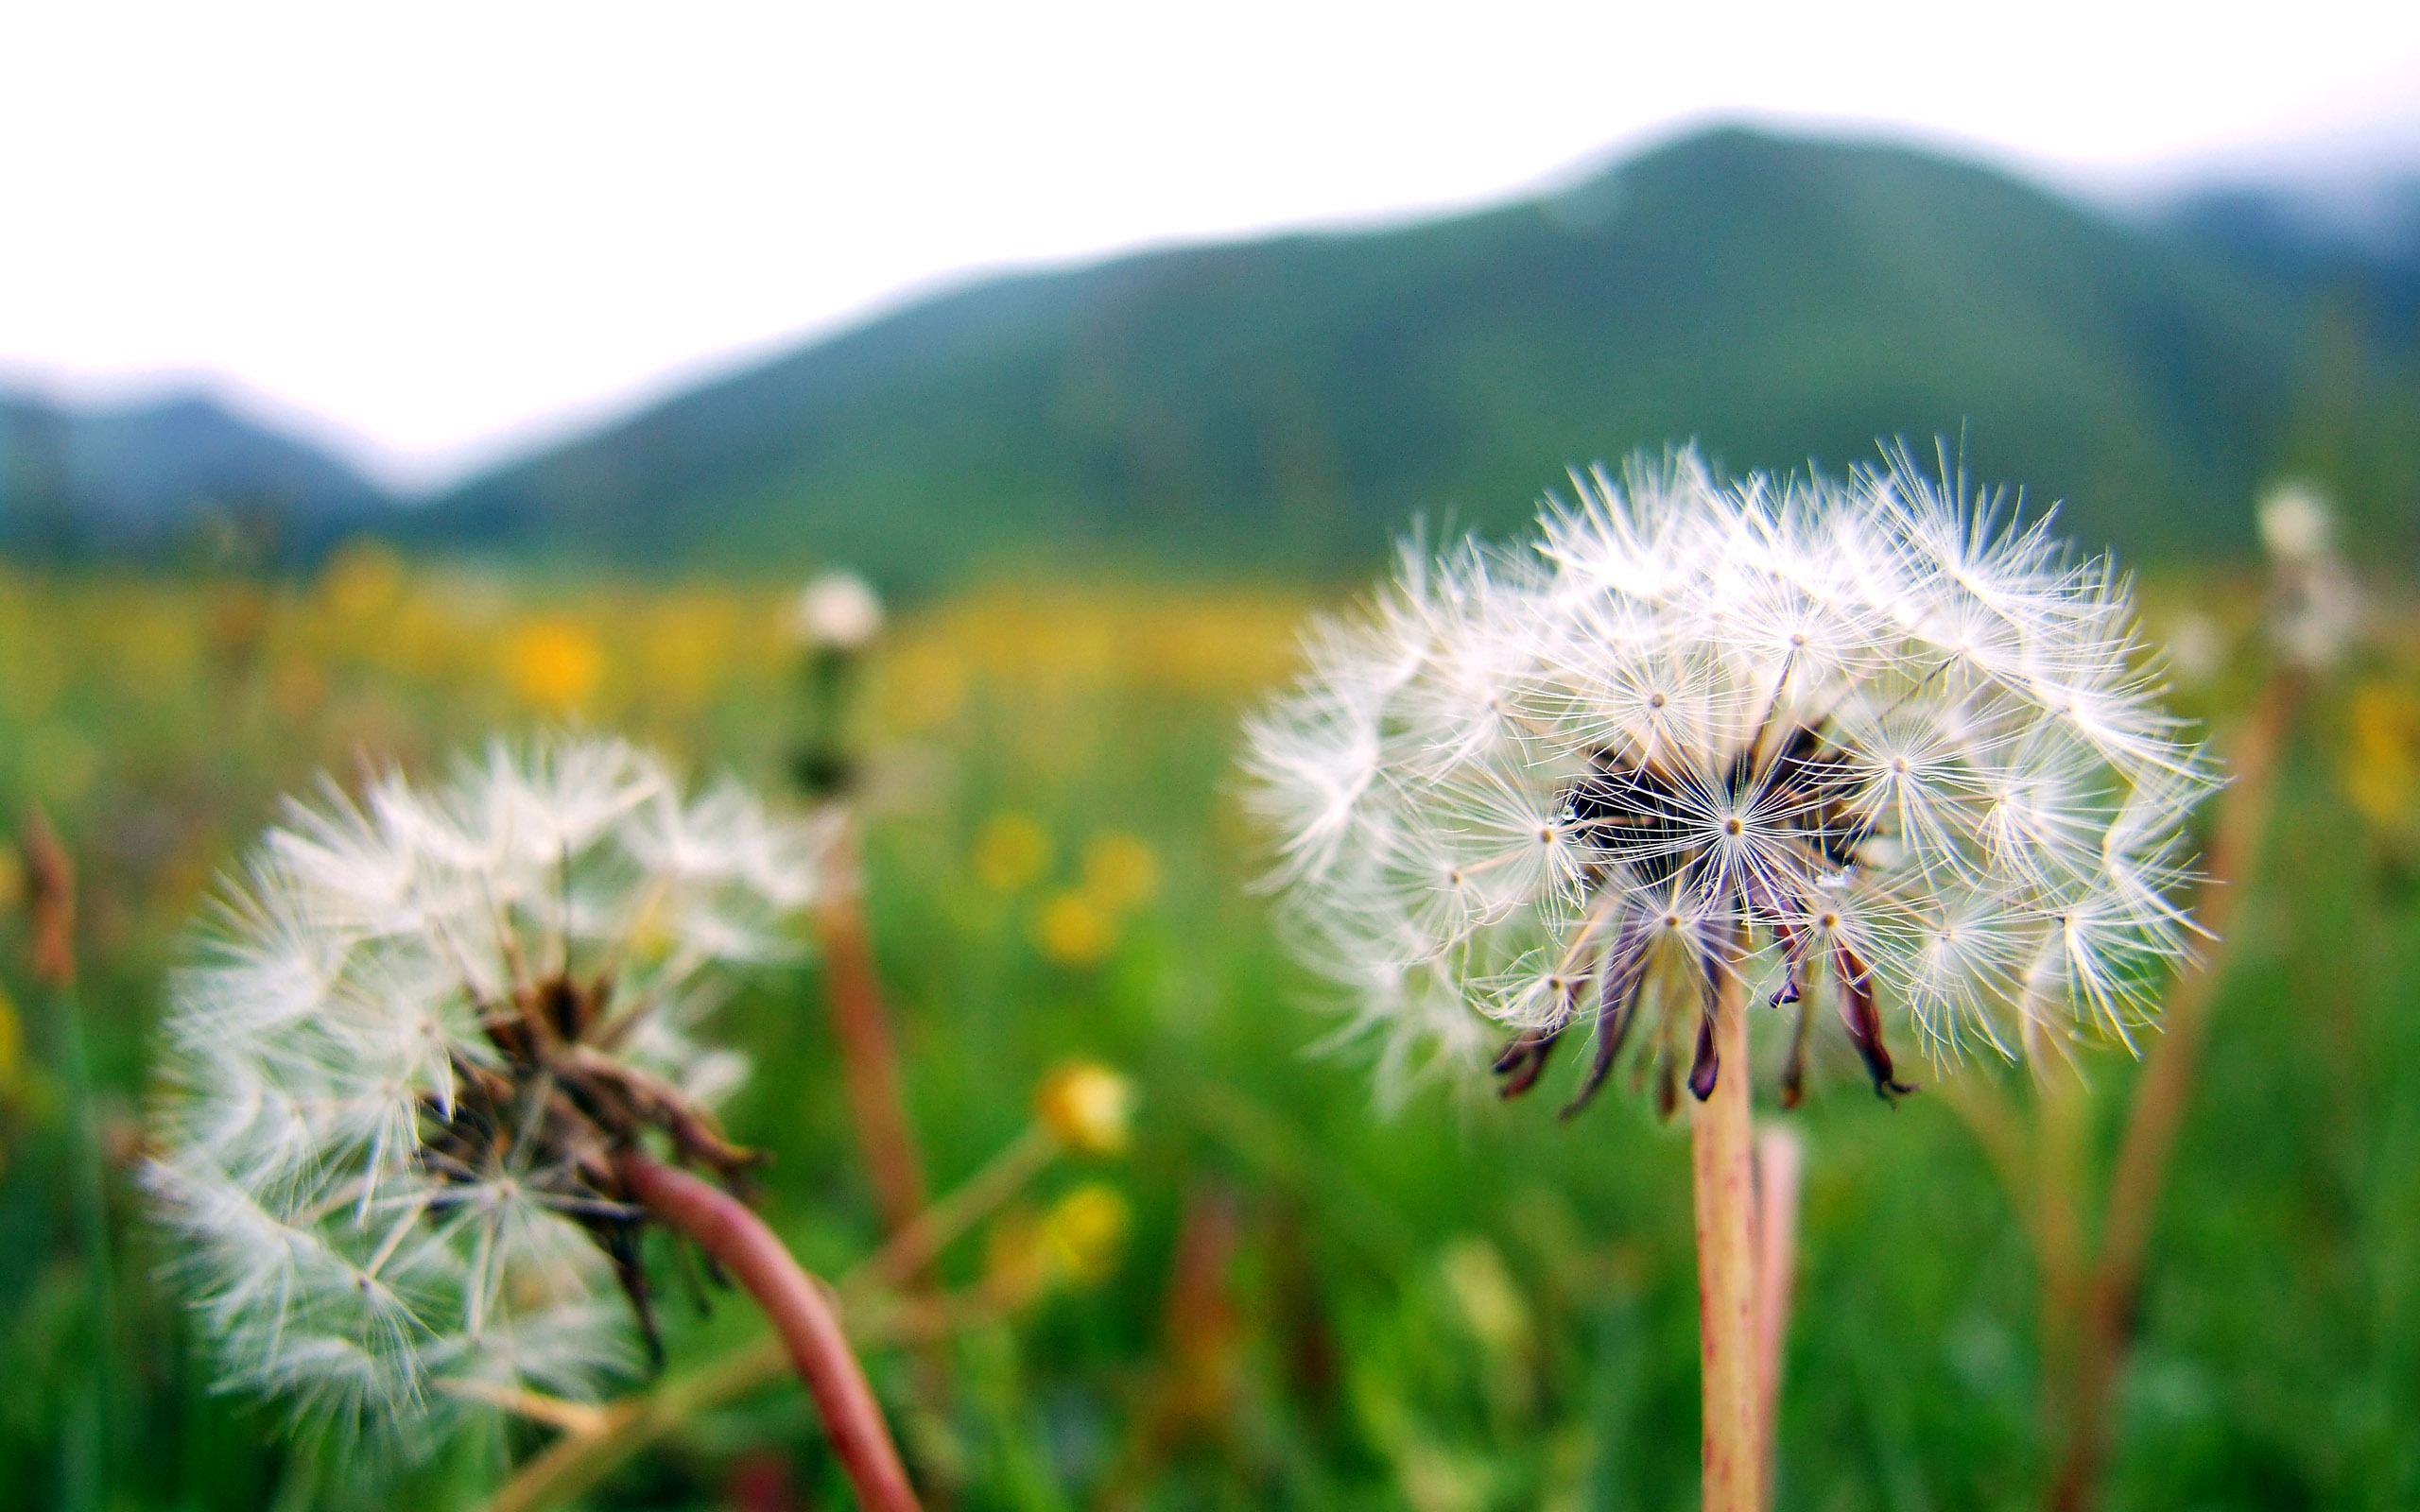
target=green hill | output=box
[1,390,389,563]
[413,128,2345,585]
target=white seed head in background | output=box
[2256,481,2332,563]
[792,570,886,654]
[2256,480,2360,671]
[147,735,835,1450]
[1243,448,2216,1113]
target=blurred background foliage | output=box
[0,535,2418,1509]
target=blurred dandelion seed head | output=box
[791,571,885,654]
[2256,480,2361,671]
[145,735,834,1450]
[2256,481,2333,563]
[1242,448,2214,1113]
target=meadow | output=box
[2,542,2419,1511]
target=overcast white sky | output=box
[4,1,2418,490]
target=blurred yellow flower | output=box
[508,618,606,711]
[1034,890,1115,966]
[1039,1182,1131,1287]
[640,593,739,713]
[883,643,968,733]
[320,541,407,621]
[2345,682,2420,831]
[975,813,1049,893]
[119,605,203,694]
[1081,831,1161,913]
[1035,1061,1133,1156]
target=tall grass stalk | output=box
[2041,671,2301,1510]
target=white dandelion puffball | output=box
[791,569,886,653]
[2256,480,2360,671]
[2255,481,2332,563]
[1243,450,2214,1112]
[147,736,833,1447]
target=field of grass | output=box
[3,545,2419,1511]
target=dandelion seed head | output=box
[147,735,835,1452]
[791,569,886,652]
[1244,447,2214,1111]
[2256,480,2360,670]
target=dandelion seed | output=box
[147,735,835,1452]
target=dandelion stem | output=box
[440,1380,617,1436]
[478,1345,776,1512]
[1690,946,1761,1512]
[477,1122,1063,1512]
[617,1152,921,1512]
[1752,1123,1803,1509]
[812,819,960,1481]
[814,827,933,1247]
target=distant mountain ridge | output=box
[2160,170,2420,337]
[13,126,2419,582]
[407,127,2366,584]
[0,388,389,561]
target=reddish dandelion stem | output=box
[617,1152,921,1512]
[814,875,932,1244]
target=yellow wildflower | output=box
[974,813,1049,893]
[1081,831,1161,913]
[1039,1183,1131,1287]
[2346,682,2420,831]
[320,541,407,621]
[882,643,968,733]
[1034,890,1114,966]
[508,618,605,711]
[1034,1061,1133,1156]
